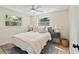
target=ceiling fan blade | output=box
[31,5,41,10]
[30,5,43,13]
[35,9,43,12]
[35,5,41,9]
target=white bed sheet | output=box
[11,31,51,54]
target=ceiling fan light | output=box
[31,10,36,13]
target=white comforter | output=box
[11,31,51,54]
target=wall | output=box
[0,7,69,46]
[69,6,79,54]
[30,9,69,39]
[0,7,30,45]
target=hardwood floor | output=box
[0,42,69,54]
[41,41,69,54]
[0,44,28,54]
[0,48,4,54]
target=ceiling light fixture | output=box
[31,10,36,13]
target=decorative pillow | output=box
[33,26,47,33]
[33,26,38,32]
[38,26,47,33]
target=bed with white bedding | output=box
[11,31,51,54]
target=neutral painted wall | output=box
[0,7,69,46]
[30,9,69,39]
[69,6,79,54]
[0,7,30,45]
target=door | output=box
[69,6,79,54]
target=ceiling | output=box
[0,5,69,15]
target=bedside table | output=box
[47,27,61,43]
[50,32,61,43]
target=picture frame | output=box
[5,15,22,26]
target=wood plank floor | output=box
[0,42,69,54]
[41,42,69,54]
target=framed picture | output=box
[5,15,22,26]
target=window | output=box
[38,17,50,26]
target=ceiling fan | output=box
[30,5,43,13]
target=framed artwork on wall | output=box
[5,15,22,26]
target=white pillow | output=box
[38,26,47,33]
[33,26,38,32]
[33,26,47,33]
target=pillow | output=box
[38,26,47,33]
[33,26,47,33]
[33,26,38,32]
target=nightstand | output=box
[50,32,61,43]
[47,27,61,43]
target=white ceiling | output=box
[0,5,69,15]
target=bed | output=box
[11,31,51,54]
